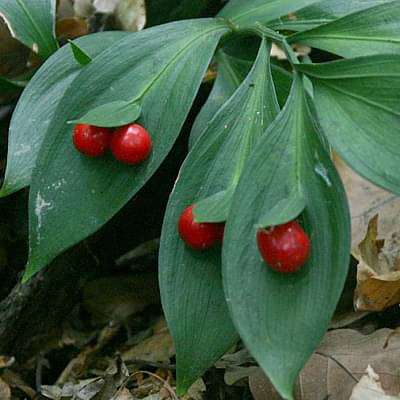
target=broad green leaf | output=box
[223,76,350,400]
[189,50,291,148]
[270,0,392,32]
[70,101,142,127]
[0,0,58,59]
[159,40,279,394]
[69,40,92,66]
[24,19,229,280]
[297,55,400,196]
[0,31,129,197]
[218,0,320,29]
[289,1,400,57]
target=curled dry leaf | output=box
[56,17,89,40]
[249,328,400,400]
[270,42,310,60]
[350,365,400,400]
[122,318,175,363]
[334,155,400,253]
[354,215,400,311]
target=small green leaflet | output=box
[70,101,142,127]
[0,0,58,59]
[0,32,129,197]
[159,39,279,394]
[289,1,400,57]
[24,19,230,280]
[69,40,92,66]
[222,75,350,400]
[297,54,400,195]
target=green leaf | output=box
[0,0,58,59]
[289,1,400,57]
[69,40,92,66]
[0,32,129,198]
[159,39,279,394]
[270,0,393,32]
[218,0,320,29]
[189,50,291,148]
[257,192,306,228]
[70,101,142,127]
[222,75,350,400]
[194,186,235,223]
[24,19,229,280]
[297,55,400,195]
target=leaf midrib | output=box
[298,33,400,43]
[133,24,228,104]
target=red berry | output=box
[111,123,152,165]
[73,124,111,157]
[178,205,224,250]
[257,221,310,273]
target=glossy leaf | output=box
[24,19,229,280]
[297,55,400,195]
[223,76,350,400]
[289,1,400,57]
[0,32,129,197]
[0,0,58,59]
[69,40,92,66]
[218,0,320,28]
[189,50,291,148]
[70,101,142,127]
[270,0,392,32]
[159,40,279,394]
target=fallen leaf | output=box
[115,0,146,31]
[350,365,400,400]
[0,356,14,369]
[56,17,89,40]
[354,216,400,311]
[182,379,206,400]
[0,378,11,400]
[93,0,121,13]
[41,378,104,400]
[334,155,400,253]
[122,318,175,363]
[1,370,36,399]
[249,328,400,400]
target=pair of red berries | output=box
[73,123,152,165]
[178,205,310,273]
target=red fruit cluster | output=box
[257,221,310,273]
[177,205,310,274]
[178,205,224,250]
[73,123,152,165]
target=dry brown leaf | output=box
[0,377,11,400]
[354,216,400,311]
[1,370,36,398]
[350,365,400,400]
[249,328,400,400]
[334,155,400,253]
[122,318,175,363]
[0,356,14,369]
[56,17,89,40]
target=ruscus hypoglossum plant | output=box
[2,0,400,398]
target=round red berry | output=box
[111,123,152,165]
[73,124,112,157]
[257,221,310,273]
[178,205,224,250]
